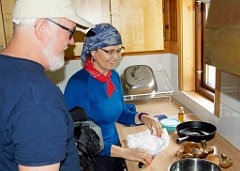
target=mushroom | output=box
[199,140,208,159]
[207,146,214,154]
[182,153,194,159]
[191,148,202,158]
[206,154,220,166]
[175,149,184,159]
[183,142,200,154]
[219,153,233,169]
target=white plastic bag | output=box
[126,128,169,156]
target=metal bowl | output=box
[169,158,221,171]
[122,65,157,95]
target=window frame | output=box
[195,2,215,101]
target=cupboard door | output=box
[65,0,111,58]
[111,0,164,53]
[0,2,6,50]
[0,0,15,48]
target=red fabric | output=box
[84,58,115,97]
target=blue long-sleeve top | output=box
[64,69,138,156]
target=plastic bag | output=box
[126,128,169,156]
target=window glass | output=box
[205,2,216,89]
[195,1,215,100]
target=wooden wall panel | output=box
[178,0,195,91]
[163,0,178,54]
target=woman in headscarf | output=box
[64,23,163,171]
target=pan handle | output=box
[176,136,190,144]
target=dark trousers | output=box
[93,156,125,171]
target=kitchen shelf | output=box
[123,70,174,101]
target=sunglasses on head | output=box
[85,30,96,37]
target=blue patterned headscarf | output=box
[81,23,122,62]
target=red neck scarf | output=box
[84,58,115,97]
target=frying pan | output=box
[176,121,216,144]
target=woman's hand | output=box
[122,148,153,166]
[139,114,163,137]
[111,145,153,166]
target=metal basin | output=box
[122,65,157,95]
[169,159,221,171]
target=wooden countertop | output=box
[116,98,240,171]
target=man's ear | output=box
[34,19,48,40]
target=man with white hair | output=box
[0,0,93,171]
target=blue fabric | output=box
[0,55,80,171]
[81,23,122,62]
[64,69,137,156]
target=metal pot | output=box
[122,65,157,95]
[169,158,221,171]
[176,121,216,144]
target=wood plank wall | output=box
[163,0,178,54]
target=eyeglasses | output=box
[46,19,76,40]
[99,46,125,57]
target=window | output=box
[195,1,215,101]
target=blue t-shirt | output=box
[0,55,80,171]
[64,69,138,156]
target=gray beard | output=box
[42,46,65,71]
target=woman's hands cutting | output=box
[137,113,163,137]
